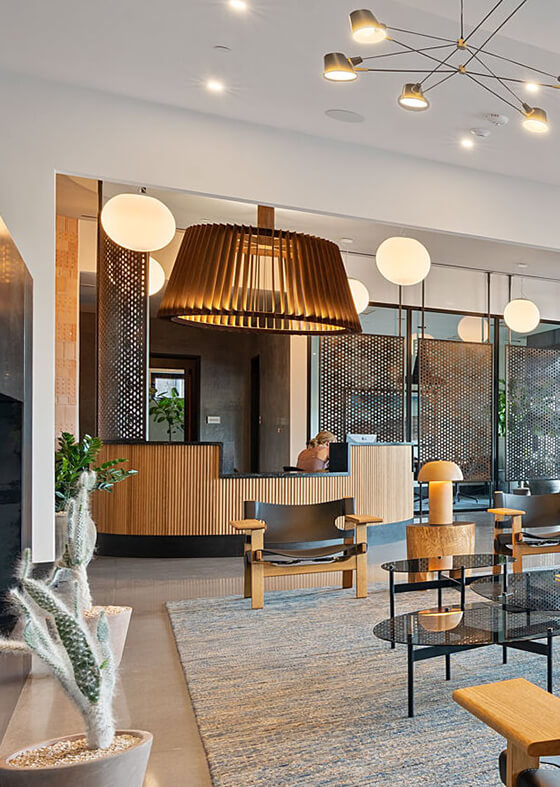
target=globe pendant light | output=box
[159,206,362,334]
[348,278,370,313]
[148,257,166,296]
[376,237,431,286]
[101,191,176,252]
[350,9,387,44]
[457,316,489,343]
[504,298,540,333]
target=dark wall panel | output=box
[97,233,148,441]
[507,345,560,481]
[318,334,405,442]
[419,338,492,482]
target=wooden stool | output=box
[406,521,475,582]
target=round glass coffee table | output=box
[471,568,560,612]
[373,601,560,717]
[381,553,512,624]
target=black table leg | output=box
[389,567,395,650]
[407,633,414,718]
[437,571,442,608]
[460,566,466,610]
[502,563,508,596]
[503,645,508,665]
[548,628,553,694]
[445,653,451,681]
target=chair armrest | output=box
[488,508,526,517]
[231,519,266,532]
[453,678,560,757]
[345,514,383,527]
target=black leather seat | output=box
[493,491,560,554]
[499,750,560,785]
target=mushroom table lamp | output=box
[417,461,463,525]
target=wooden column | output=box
[55,215,79,438]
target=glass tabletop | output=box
[471,569,560,612]
[380,553,511,574]
[373,601,560,646]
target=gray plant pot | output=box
[0,730,152,786]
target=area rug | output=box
[167,585,560,786]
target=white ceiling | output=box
[4,1,560,184]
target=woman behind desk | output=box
[296,431,337,472]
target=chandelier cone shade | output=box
[323,52,358,82]
[350,9,387,44]
[159,214,362,334]
[398,83,429,111]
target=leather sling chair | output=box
[231,497,382,609]
[489,491,560,574]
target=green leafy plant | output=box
[149,386,185,441]
[497,378,506,438]
[55,433,137,512]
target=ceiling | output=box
[4,1,560,185]
[58,175,560,281]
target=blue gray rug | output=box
[167,586,559,786]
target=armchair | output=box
[489,491,560,573]
[453,678,560,786]
[231,497,382,609]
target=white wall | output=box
[1,71,560,559]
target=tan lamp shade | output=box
[418,461,463,483]
[158,222,362,334]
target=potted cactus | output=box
[0,546,152,785]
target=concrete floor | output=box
[2,513,556,784]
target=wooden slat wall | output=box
[93,444,413,536]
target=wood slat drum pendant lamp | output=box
[158,206,362,334]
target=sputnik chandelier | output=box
[323,2,558,134]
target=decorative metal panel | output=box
[506,345,560,481]
[97,232,148,441]
[419,339,492,482]
[318,334,405,442]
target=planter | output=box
[32,606,132,676]
[0,729,152,786]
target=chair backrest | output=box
[244,498,355,545]
[494,490,560,528]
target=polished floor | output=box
[2,514,558,785]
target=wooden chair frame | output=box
[454,678,560,786]
[231,513,382,609]
[489,507,560,574]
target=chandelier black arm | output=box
[463,0,507,43]
[419,47,461,86]
[463,0,529,68]
[464,72,524,114]
[475,48,559,80]
[466,48,524,106]
[390,37,456,69]
[423,71,459,93]
[460,0,464,39]
[361,44,455,62]
[387,27,456,44]
[360,68,456,74]
[464,72,559,89]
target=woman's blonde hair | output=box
[314,430,337,445]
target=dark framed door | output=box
[250,355,260,472]
[149,354,201,441]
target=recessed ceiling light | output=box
[525,81,540,93]
[517,263,528,268]
[214,45,231,53]
[228,0,248,11]
[460,137,474,149]
[340,237,354,244]
[206,79,225,93]
[470,127,491,138]
[325,109,365,123]
[485,113,509,127]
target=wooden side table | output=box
[406,521,475,582]
[453,678,560,787]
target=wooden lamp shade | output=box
[158,214,362,334]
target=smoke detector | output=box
[470,128,491,138]
[485,113,509,127]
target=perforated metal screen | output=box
[418,338,493,482]
[97,232,149,441]
[506,345,560,481]
[318,334,405,442]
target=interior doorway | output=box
[149,355,200,442]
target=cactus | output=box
[0,549,116,749]
[51,470,98,614]
[0,472,116,750]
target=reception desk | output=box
[94,442,413,557]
